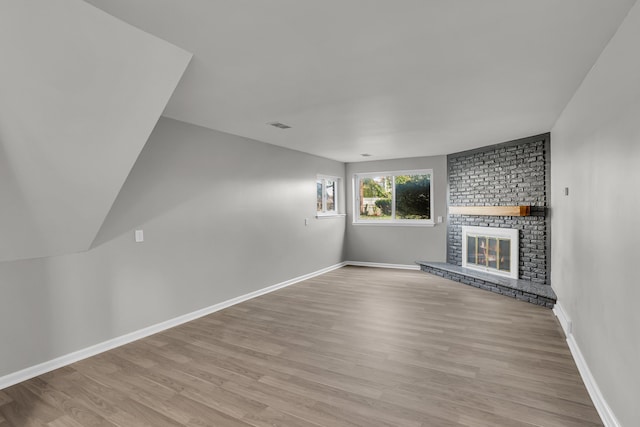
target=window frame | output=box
[316,175,343,218]
[353,169,434,226]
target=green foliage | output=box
[394,175,410,185]
[374,198,392,216]
[395,175,430,219]
[361,177,389,198]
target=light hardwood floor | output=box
[0,266,602,426]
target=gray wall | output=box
[551,3,640,426]
[0,117,346,378]
[447,135,550,284]
[345,156,447,265]
[0,0,191,262]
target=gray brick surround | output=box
[447,134,550,284]
[417,262,556,308]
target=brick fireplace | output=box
[447,134,550,283]
[417,133,555,307]
[462,226,519,279]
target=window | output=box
[354,169,433,225]
[317,175,340,216]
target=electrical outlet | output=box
[134,229,144,242]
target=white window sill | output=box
[353,221,435,227]
[316,213,346,219]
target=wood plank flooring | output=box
[0,266,602,426]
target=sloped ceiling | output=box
[85,0,637,162]
[0,0,192,262]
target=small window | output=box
[317,175,340,216]
[354,169,433,225]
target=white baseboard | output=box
[0,262,346,390]
[552,301,572,335]
[553,301,621,427]
[345,261,420,270]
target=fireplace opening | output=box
[462,226,519,279]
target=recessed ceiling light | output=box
[360,153,372,157]
[267,121,291,129]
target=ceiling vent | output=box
[267,121,291,129]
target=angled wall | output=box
[0,118,346,380]
[0,0,191,261]
[551,2,640,425]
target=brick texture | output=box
[419,265,555,308]
[447,137,549,284]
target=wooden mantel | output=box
[449,205,530,216]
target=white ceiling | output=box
[85,0,637,162]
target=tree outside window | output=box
[317,175,340,215]
[355,170,433,224]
